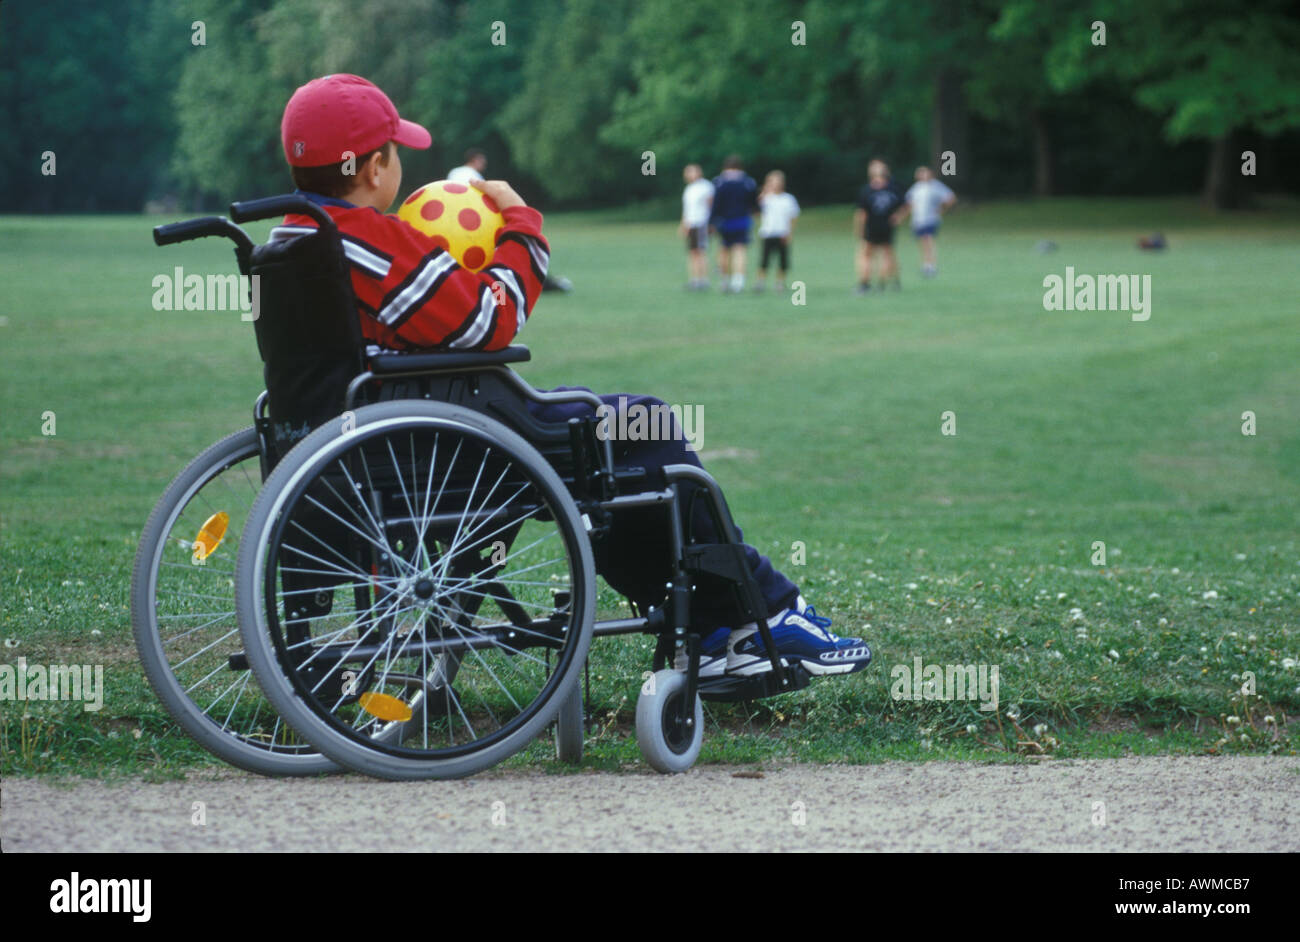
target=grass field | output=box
[2,196,1298,776]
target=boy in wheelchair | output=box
[274,73,871,680]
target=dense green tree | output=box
[413,0,546,193]
[1000,0,1300,207]
[497,0,643,203]
[0,0,187,211]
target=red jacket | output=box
[273,200,549,352]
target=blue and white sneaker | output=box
[698,627,732,678]
[726,598,870,676]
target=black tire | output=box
[236,401,596,780]
[131,427,335,775]
[554,675,584,764]
[635,669,703,773]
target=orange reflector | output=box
[358,691,412,723]
[192,511,230,564]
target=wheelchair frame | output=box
[146,193,810,777]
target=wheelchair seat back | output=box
[247,230,363,461]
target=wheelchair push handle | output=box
[152,215,254,254]
[229,194,336,232]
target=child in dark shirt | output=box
[854,159,906,293]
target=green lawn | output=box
[2,196,1298,776]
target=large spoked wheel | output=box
[131,427,335,775]
[235,401,596,780]
[636,669,704,774]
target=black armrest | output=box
[368,345,531,374]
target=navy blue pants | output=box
[528,388,799,629]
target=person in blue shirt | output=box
[709,155,759,293]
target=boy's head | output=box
[868,158,889,182]
[463,148,487,172]
[722,154,743,172]
[764,170,785,192]
[915,165,933,182]
[683,163,702,183]
[281,74,431,210]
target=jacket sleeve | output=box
[361,206,549,352]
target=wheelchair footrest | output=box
[697,661,812,702]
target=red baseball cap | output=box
[281,73,432,167]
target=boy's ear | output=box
[362,150,384,188]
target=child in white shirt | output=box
[755,170,800,293]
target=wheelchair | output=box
[136,194,813,781]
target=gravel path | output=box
[4,756,1297,852]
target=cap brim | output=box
[393,118,432,150]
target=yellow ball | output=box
[396,180,505,272]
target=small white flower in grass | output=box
[1203,590,1218,600]
[944,617,953,626]
[1158,618,1168,627]
[1148,592,1160,599]
[1172,567,1180,574]
[906,582,918,590]
[3,638,18,648]
[1108,649,1120,660]
[1248,634,1256,642]
[1006,704,1021,721]
[1264,715,1276,725]
[1235,553,1247,561]
[1033,723,1047,736]
[90,629,101,637]
[965,724,977,734]
[1069,607,1084,622]
[132,728,142,740]
[1226,716,1240,725]
[1057,592,1067,600]
[61,580,71,587]
[1281,657,1297,670]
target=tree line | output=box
[3,0,1298,213]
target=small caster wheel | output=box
[636,669,703,773]
[555,679,584,764]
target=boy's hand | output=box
[471,179,526,211]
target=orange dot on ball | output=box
[403,187,425,206]
[443,182,468,194]
[421,200,445,221]
[429,235,450,252]
[458,208,481,230]
[462,246,487,269]
[481,194,500,214]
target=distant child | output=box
[709,155,759,293]
[678,163,714,290]
[853,159,905,293]
[754,170,799,293]
[898,166,956,277]
[447,147,487,184]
